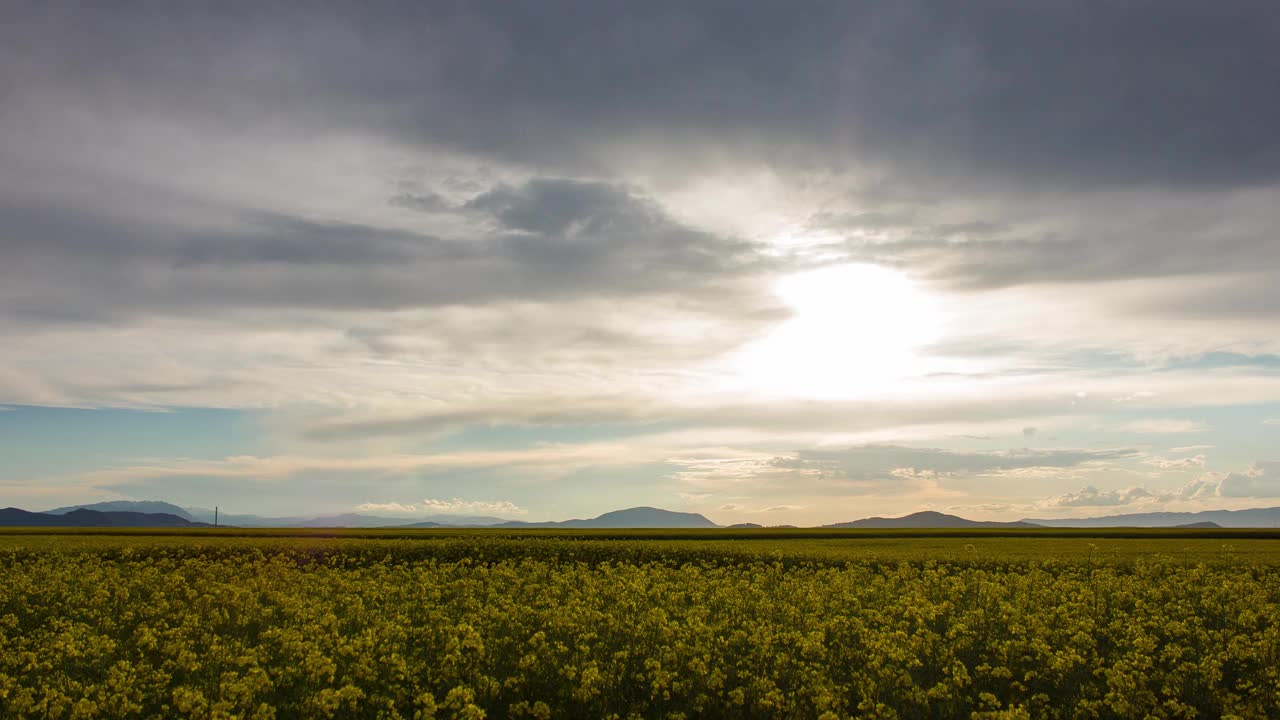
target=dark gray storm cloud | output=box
[5,1,1278,187]
[3,1,1280,327]
[817,193,1280,292]
[0,178,769,322]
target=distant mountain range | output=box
[8,500,1280,529]
[1022,507,1280,528]
[47,500,192,517]
[489,507,718,529]
[824,511,1038,529]
[1,507,209,528]
[26,502,718,529]
[44,502,513,528]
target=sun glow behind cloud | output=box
[734,264,942,399]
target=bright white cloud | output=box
[1039,485,1161,508]
[1028,463,1280,514]
[419,499,527,515]
[355,502,421,514]
[1217,462,1280,498]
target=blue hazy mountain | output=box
[1,507,208,527]
[1022,507,1280,528]
[22,503,714,528]
[182,508,512,527]
[46,500,195,520]
[494,506,718,529]
[23,500,1280,530]
[825,511,1037,529]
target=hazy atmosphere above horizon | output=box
[3,1,1280,524]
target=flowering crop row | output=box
[1,539,1278,718]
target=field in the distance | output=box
[5,526,1280,566]
[3,529,1279,718]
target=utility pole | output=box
[215,506,218,528]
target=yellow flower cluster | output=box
[1,540,1278,718]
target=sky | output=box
[3,1,1280,524]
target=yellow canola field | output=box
[1,536,1278,719]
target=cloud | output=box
[419,498,527,515]
[1171,445,1214,452]
[0,178,772,324]
[1264,419,1280,425]
[290,370,1280,446]
[669,456,791,492]
[1036,461,1280,510]
[7,6,1280,286]
[12,2,1278,187]
[299,391,1068,443]
[356,499,525,516]
[1040,485,1161,508]
[75,445,647,487]
[1177,475,1225,501]
[1122,419,1208,434]
[785,444,1139,483]
[1144,454,1207,470]
[4,3,1280,398]
[947,502,1017,516]
[354,502,421,514]
[672,444,1139,495]
[388,192,453,213]
[1217,462,1280,498]
[1037,474,1221,510]
[706,501,801,515]
[1022,426,1038,436]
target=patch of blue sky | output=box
[0,405,260,481]
[1046,403,1280,471]
[531,462,681,519]
[938,403,1279,475]
[1159,352,1280,372]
